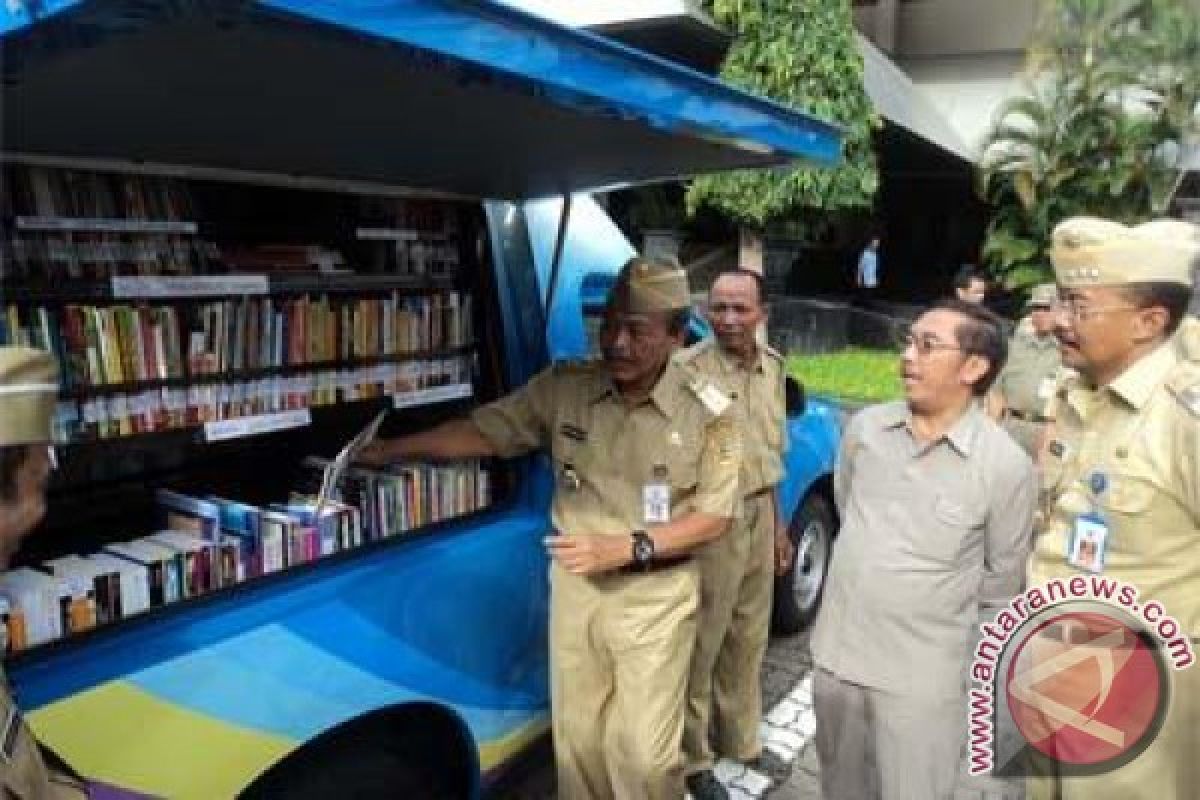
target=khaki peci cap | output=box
[1050,216,1200,288]
[0,347,59,446]
[612,256,692,313]
[1028,283,1058,308]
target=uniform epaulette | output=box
[764,344,784,362]
[678,362,732,416]
[674,337,715,365]
[1167,361,1200,419]
[1175,316,1200,364]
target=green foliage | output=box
[979,0,1200,290]
[787,348,902,404]
[686,0,880,229]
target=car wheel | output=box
[771,492,836,635]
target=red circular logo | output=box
[1005,611,1165,767]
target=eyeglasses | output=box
[1052,298,1138,322]
[895,328,963,357]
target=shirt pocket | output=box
[1103,474,1156,518]
[918,494,979,565]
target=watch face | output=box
[634,535,654,564]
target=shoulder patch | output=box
[1176,316,1200,363]
[1167,364,1200,418]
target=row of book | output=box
[0,460,491,651]
[3,235,213,281]
[2,166,198,224]
[49,356,474,441]
[1,292,473,390]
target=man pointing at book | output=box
[359,257,741,799]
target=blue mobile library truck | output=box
[0,1,842,796]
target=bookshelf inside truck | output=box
[0,1,842,797]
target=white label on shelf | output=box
[355,227,420,241]
[392,382,473,409]
[111,275,269,298]
[203,409,311,442]
[15,216,199,234]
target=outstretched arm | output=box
[357,419,497,465]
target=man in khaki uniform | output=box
[1028,217,1199,800]
[678,270,792,800]
[358,257,741,799]
[989,284,1064,457]
[810,299,1036,800]
[0,346,88,799]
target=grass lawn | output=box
[787,347,903,405]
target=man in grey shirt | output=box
[811,298,1036,800]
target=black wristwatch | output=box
[631,530,655,570]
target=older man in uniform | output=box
[0,347,89,799]
[678,270,792,800]
[1028,217,1199,800]
[359,257,740,799]
[988,284,1064,457]
[810,299,1036,800]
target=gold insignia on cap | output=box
[1050,216,1199,288]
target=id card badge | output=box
[643,465,670,525]
[1067,512,1109,573]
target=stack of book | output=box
[0,461,489,652]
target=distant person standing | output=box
[988,283,1064,457]
[953,265,989,305]
[678,270,793,800]
[857,237,881,294]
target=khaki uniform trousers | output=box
[1026,642,1199,800]
[683,492,774,773]
[814,667,968,800]
[550,559,700,800]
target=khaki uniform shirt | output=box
[675,339,786,496]
[1031,343,1200,637]
[1,668,87,799]
[471,359,741,536]
[811,402,1036,697]
[997,329,1062,419]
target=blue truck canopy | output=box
[1,0,842,199]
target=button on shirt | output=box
[676,339,786,496]
[470,359,742,536]
[810,402,1036,698]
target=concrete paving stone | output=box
[795,708,817,737]
[766,700,802,727]
[738,769,772,796]
[763,727,807,754]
